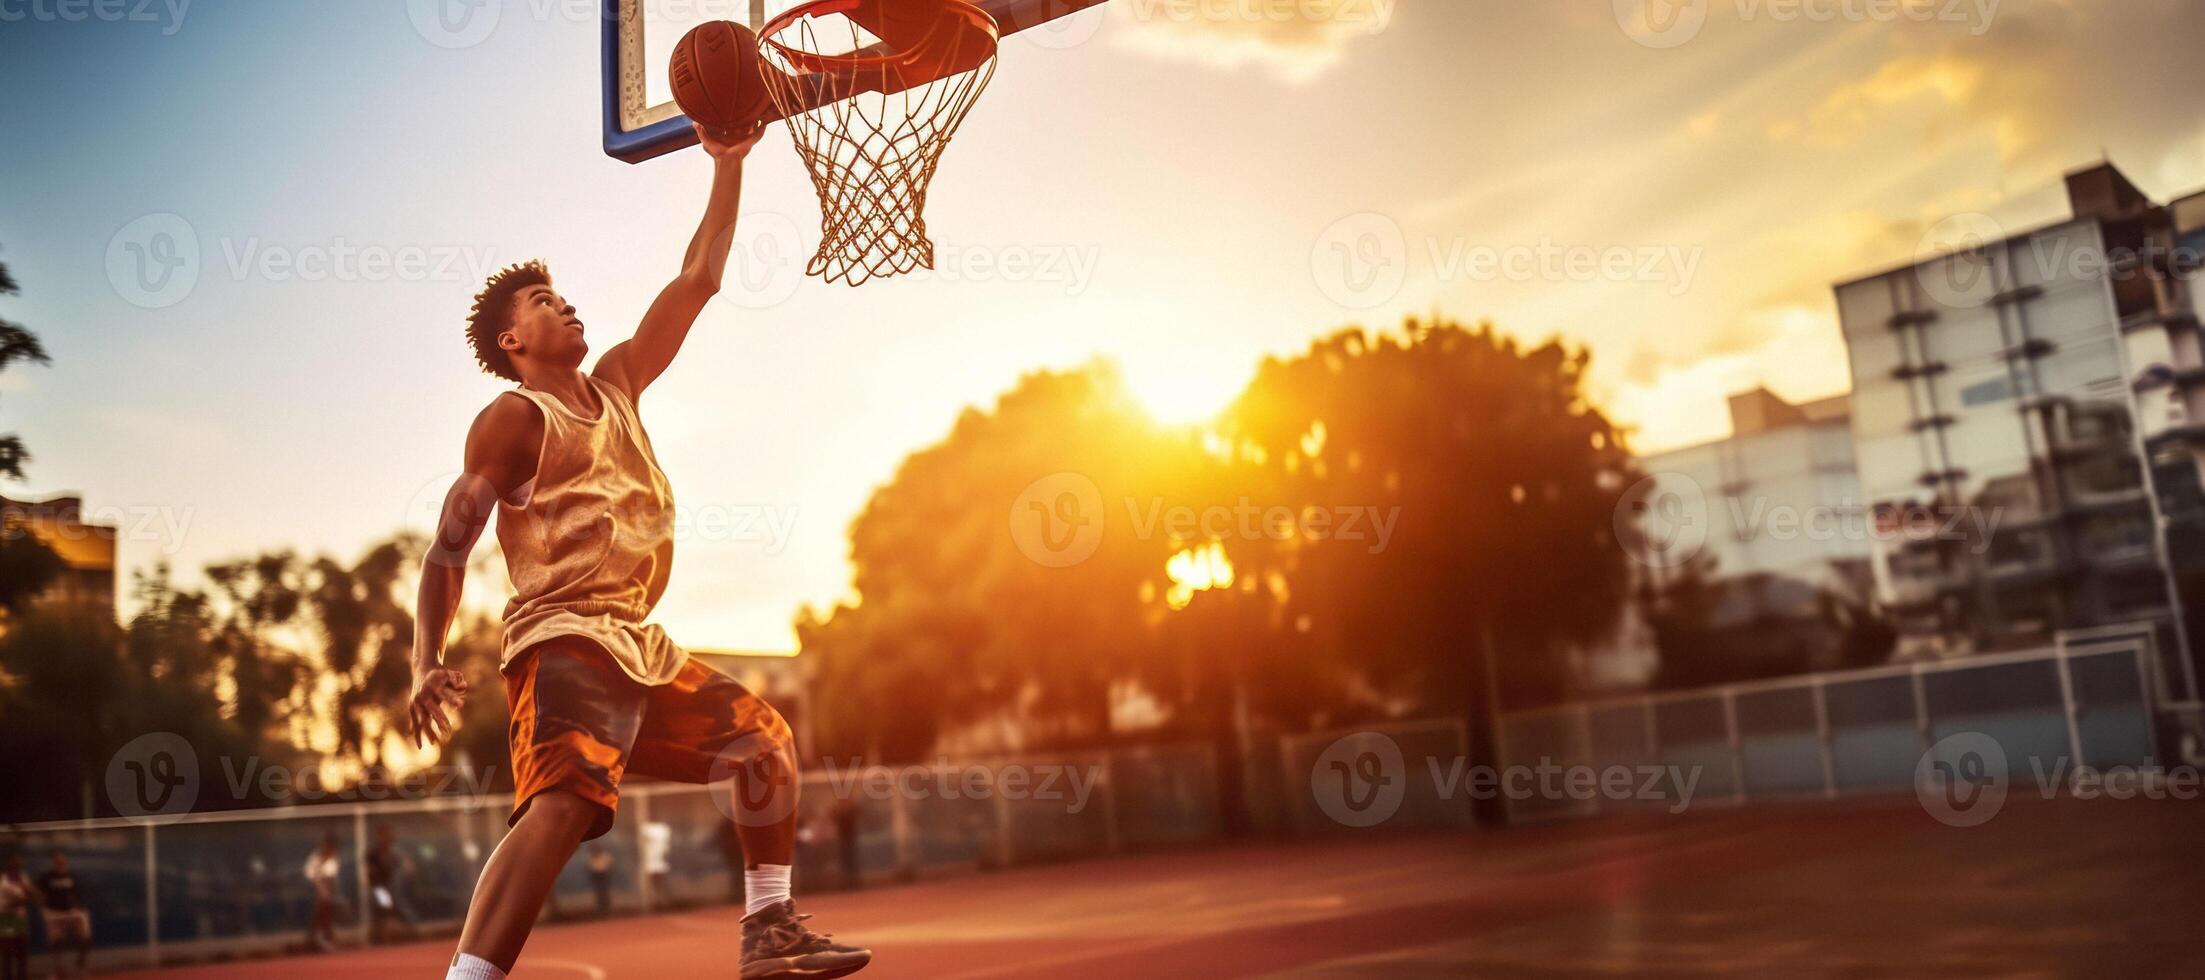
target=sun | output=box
[1124,361,1244,427]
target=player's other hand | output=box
[407,664,469,748]
[697,120,766,162]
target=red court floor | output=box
[111,797,2202,978]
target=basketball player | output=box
[407,122,870,980]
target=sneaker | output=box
[740,900,872,979]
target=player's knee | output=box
[525,790,601,840]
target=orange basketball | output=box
[670,21,774,133]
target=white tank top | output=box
[495,374,688,685]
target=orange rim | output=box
[760,0,1000,81]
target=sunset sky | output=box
[4,0,2205,652]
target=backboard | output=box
[603,0,1110,164]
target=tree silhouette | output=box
[0,250,51,482]
[799,362,1209,760]
[1219,320,1638,716]
[0,249,61,612]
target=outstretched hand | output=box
[407,664,470,749]
[696,120,767,162]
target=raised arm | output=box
[594,122,769,402]
[406,394,540,748]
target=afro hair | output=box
[466,260,552,383]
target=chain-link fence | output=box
[0,743,1226,970]
[2,635,2177,970]
[1497,636,2163,823]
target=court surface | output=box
[113,796,2202,978]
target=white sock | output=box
[448,953,506,980]
[745,864,793,917]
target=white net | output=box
[758,3,998,286]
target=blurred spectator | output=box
[35,850,90,979]
[0,855,29,980]
[586,844,614,918]
[365,827,416,944]
[304,835,342,952]
[640,821,672,908]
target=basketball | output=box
[670,20,774,133]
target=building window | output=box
[1961,377,2014,407]
[2103,569,2172,617]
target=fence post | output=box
[990,766,1014,868]
[1812,678,1836,799]
[891,769,916,877]
[634,791,653,914]
[143,822,159,968]
[2054,644,2085,769]
[1910,664,1930,754]
[1099,753,1122,854]
[353,807,371,946]
[1722,689,1745,804]
[1572,706,1596,818]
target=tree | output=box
[1218,320,1639,716]
[798,362,1210,761]
[0,249,51,482]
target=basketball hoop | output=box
[758,0,1000,286]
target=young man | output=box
[0,855,30,980]
[304,834,342,952]
[33,851,88,979]
[406,122,869,980]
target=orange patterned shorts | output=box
[504,636,794,840]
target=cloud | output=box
[1110,0,1395,83]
